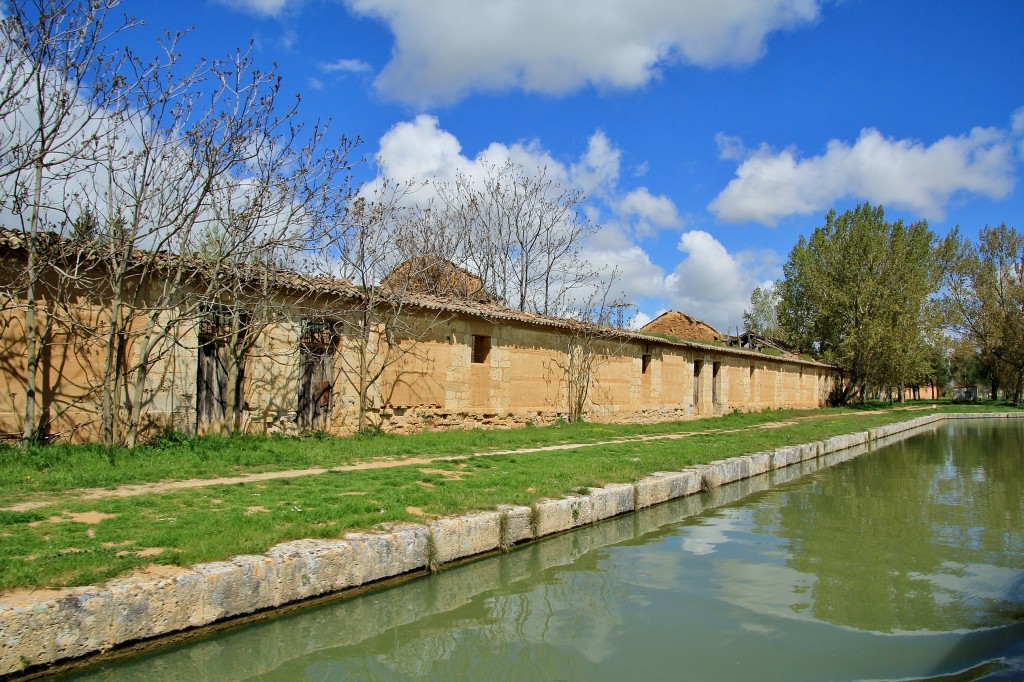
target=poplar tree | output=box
[742,283,783,338]
[777,203,942,404]
[943,224,1024,404]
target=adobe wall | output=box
[0,293,837,442]
[370,328,835,433]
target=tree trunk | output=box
[125,318,161,448]
[838,378,859,405]
[357,318,370,432]
[21,161,46,445]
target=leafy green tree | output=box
[778,203,942,404]
[948,338,990,390]
[742,283,784,338]
[943,224,1024,404]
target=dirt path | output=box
[4,406,931,512]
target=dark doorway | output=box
[196,307,244,433]
[712,362,722,406]
[693,360,703,412]
[197,336,228,431]
[298,320,339,431]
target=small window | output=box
[301,319,340,348]
[472,335,491,364]
[198,305,233,340]
[641,353,652,374]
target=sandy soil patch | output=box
[757,420,799,429]
[33,511,116,525]
[67,511,116,524]
[418,468,468,481]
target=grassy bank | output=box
[0,401,1019,592]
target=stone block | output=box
[634,470,701,508]
[0,589,111,673]
[343,525,429,585]
[428,512,501,565]
[532,495,593,537]
[799,441,821,461]
[823,434,854,454]
[745,452,772,476]
[588,483,635,521]
[106,569,206,643]
[191,558,271,622]
[267,538,361,603]
[497,505,534,546]
[701,457,749,487]
[772,445,801,469]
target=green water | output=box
[61,420,1024,681]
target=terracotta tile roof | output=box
[395,293,833,368]
[0,227,831,368]
[0,226,362,299]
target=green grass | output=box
[0,400,1019,592]
[0,407,824,497]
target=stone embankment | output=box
[2,412,1020,678]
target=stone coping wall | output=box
[2,412,1021,677]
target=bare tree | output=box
[554,276,633,422]
[0,0,137,443]
[434,159,598,315]
[87,43,356,445]
[0,9,358,446]
[320,180,459,432]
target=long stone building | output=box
[0,235,837,442]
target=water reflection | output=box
[761,422,1024,633]
[61,420,1024,682]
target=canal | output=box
[59,419,1024,681]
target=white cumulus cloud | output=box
[570,131,621,197]
[581,225,667,303]
[616,187,683,236]
[663,230,780,332]
[372,117,681,240]
[1013,106,1024,135]
[343,0,821,104]
[709,125,1018,226]
[374,114,475,184]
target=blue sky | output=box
[125,0,1024,331]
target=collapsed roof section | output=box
[640,310,723,344]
